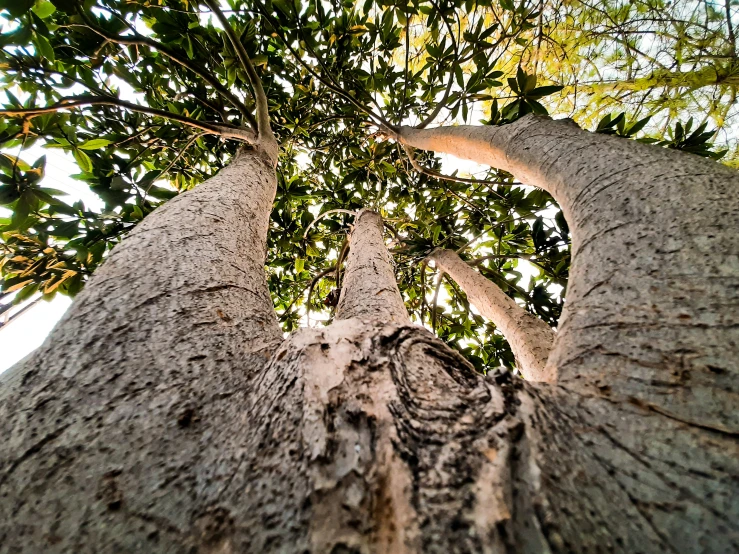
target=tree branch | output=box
[306,266,336,327]
[203,0,272,139]
[75,8,257,131]
[249,0,398,134]
[416,0,459,129]
[0,97,256,143]
[303,209,358,239]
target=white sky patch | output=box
[0,296,72,372]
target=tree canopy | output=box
[0,0,734,372]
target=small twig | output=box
[145,133,205,196]
[306,266,336,327]
[302,209,358,239]
[74,8,256,129]
[469,253,533,266]
[416,0,459,129]
[0,296,42,329]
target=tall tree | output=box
[0,0,737,551]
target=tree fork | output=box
[431,248,555,381]
[398,115,739,433]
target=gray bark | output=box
[0,145,282,552]
[431,248,555,381]
[400,116,739,431]
[395,116,739,551]
[336,209,409,323]
[0,118,737,554]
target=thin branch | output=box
[402,145,497,215]
[403,144,491,186]
[204,0,271,138]
[0,296,42,329]
[74,8,257,130]
[468,253,533,266]
[416,0,460,129]
[306,266,336,327]
[303,209,358,239]
[0,96,257,143]
[144,133,205,196]
[726,0,737,58]
[249,0,397,134]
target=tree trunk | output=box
[396,117,739,551]
[399,116,739,431]
[336,209,409,323]
[0,145,283,552]
[431,248,554,382]
[1,121,738,554]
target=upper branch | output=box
[416,0,459,129]
[203,0,272,140]
[75,8,258,131]
[249,0,398,135]
[0,96,257,143]
[431,248,555,381]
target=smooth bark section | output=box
[335,209,409,323]
[0,147,282,552]
[399,116,739,434]
[432,248,555,382]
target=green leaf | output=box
[78,139,112,150]
[33,33,55,62]
[31,0,55,18]
[73,149,93,173]
[528,85,563,98]
[0,185,21,204]
[185,35,194,59]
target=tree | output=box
[0,0,737,552]
[509,0,739,160]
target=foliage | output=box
[0,0,731,372]
[511,0,739,160]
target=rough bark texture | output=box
[0,146,282,552]
[431,248,555,382]
[398,118,739,552]
[400,116,739,431]
[336,209,409,323]
[1,117,738,554]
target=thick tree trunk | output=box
[397,118,739,551]
[1,120,737,554]
[399,116,739,431]
[431,248,554,381]
[0,145,282,552]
